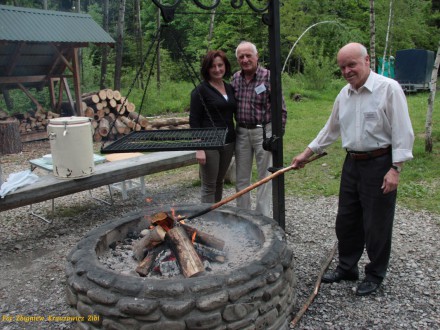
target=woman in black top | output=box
[190,50,237,203]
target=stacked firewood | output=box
[9,109,60,134]
[4,89,190,142]
[82,89,190,142]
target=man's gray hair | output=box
[235,41,258,58]
[359,44,368,57]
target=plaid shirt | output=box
[231,66,287,129]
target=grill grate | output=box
[100,128,227,153]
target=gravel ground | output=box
[0,140,439,330]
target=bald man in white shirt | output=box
[291,43,414,296]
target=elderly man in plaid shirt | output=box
[231,41,287,217]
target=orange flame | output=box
[191,231,197,244]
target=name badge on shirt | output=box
[255,84,266,95]
[364,112,378,121]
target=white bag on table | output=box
[0,170,39,198]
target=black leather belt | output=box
[238,123,268,129]
[347,146,391,160]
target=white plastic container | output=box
[47,116,94,179]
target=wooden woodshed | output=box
[0,4,115,117]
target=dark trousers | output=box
[200,142,235,203]
[335,153,396,283]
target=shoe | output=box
[356,280,380,296]
[321,270,359,283]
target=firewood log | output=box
[150,118,168,128]
[82,94,100,104]
[105,89,114,100]
[93,130,102,142]
[166,227,205,278]
[47,111,60,119]
[115,104,126,115]
[193,242,227,263]
[149,117,188,129]
[98,89,107,101]
[96,109,106,119]
[132,228,165,261]
[120,116,134,128]
[180,223,225,251]
[150,212,174,230]
[114,118,128,134]
[126,102,136,113]
[98,117,110,137]
[34,109,46,120]
[108,99,117,108]
[81,101,88,112]
[113,90,122,101]
[135,252,156,276]
[95,102,104,111]
[128,111,148,128]
[84,107,94,118]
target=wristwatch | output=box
[391,165,402,173]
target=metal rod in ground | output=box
[178,152,327,222]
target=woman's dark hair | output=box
[200,50,231,81]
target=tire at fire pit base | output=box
[66,204,298,330]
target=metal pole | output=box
[267,0,285,229]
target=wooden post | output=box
[72,48,83,116]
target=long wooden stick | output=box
[290,241,337,327]
[179,152,327,222]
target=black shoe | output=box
[356,280,380,296]
[321,270,359,283]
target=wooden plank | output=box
[0,151,196,212]
[0,75,47,84]
[20,131,48,143]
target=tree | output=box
[114,0,126,91]
[381,0,394,74]
[134,0,144,90]
[370,0,376,71]
[425,41,440,152]
[99,0,109,89]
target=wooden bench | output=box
[0,151,197,212]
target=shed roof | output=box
[0,5,115,45]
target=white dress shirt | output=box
[309,71,414,163]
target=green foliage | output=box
[119,80,193,116]
[281,73,346,101]
[300,44,336,90]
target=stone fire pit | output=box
[66,204,297,329]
